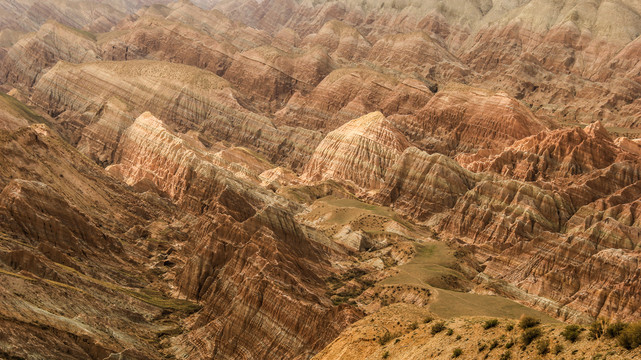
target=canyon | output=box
[1,0,641,359]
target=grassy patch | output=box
[126,289,201,314]
[0,93,46,124]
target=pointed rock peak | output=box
[584,121,610,139]
[350,111,386,126]
[337,111,410,151]
[134,111,163,126]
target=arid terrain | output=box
[1,0,641,359]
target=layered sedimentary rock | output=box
[376,147,480,221]
[303,111,410,189]
[0,121,193,360]
[458,121,638,180]
[301,20,371,61]
[392,85,549,154]
[109,112,360,359]
[100,15,237,75]
[0,0,210,33]
[275,67,434,131]
[31,60,322,169]
[3,0,641,357]
[367,31,467,81]
[0,21,99,89]
[223,45,335,112]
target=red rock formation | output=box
[301,20,371,61]
[303,111,410,190]
[392,85,549,154]
[110,111,360,359]
[367,31,467,81]
[275,67,434,131]
[458,121,636,180]
[0,21,99,89]
[30,60,322,169]
[376,147,480,221]
[223,45,335,112]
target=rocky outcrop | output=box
[223,45,335,112]
[100,15,237,75]
[392,85,549,154]
[0,21,99,89]
[0,179,119,255]
[458,121,636,180]
[109,112,360,359]
[275,67,434,131]
[0,121,197,360]
[303,111,410,190]
[30,60,322,169]
[367,31,467,81]
[301,20,371,61]
[376,147,480,221]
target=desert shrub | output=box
[561,324,582,343]
[617,322,641,350]
[505,339,514,349]
[478,343,487,352]
[536,338,550,355]
[588,318,608,339]
[378,332,399,345]
[452,348,463,358]
[446,328,454,336]
[554,344,564,355]
[409,322,418,331]
[423,316,434,324]
[382,350,389,359]
[483,319,499,330]
[499,350,511,360]
[489,339,499,350]
[431,321,446,335]
[605,322,627,338]
[506,324,514,331]
[521,327,542,346]
[519,315,541,329]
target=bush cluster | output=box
[483,319,499,330]
[519,316,541,329]
[431,321,447,335]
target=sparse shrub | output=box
[478,343,487,352]
[489,339,499,350]
[378,332,399,345]
[605,322,627,338]
[506,324,514,331]
[424,316,434,324]
[499,350,511,360]
[456,335,461,340]
[483,319,499,330]
[431,321,446,335]
[536,338,550,355]
[446,328,454,336]
[521,327,543,346]
[588,318,608,339]
[452,348,463,358]
[519,315,541,329]
[617,322,641,350]
[561,324,582,343]
[505,339,514,349]
[409,322,418,331]
[382,350,390,359]
[554,344,564,355]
